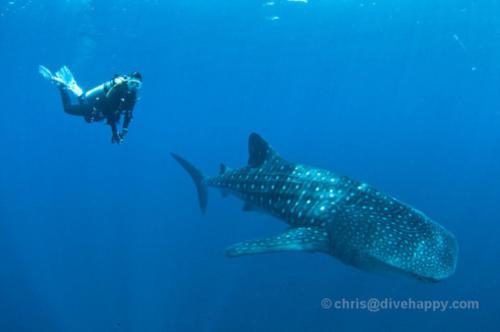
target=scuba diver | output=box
[39,65,142,144]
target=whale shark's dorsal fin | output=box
[248,133,279,167]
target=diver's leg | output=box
[59,87,86,116]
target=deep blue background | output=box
[0,0,499,331]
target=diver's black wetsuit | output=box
[59,79,136,143]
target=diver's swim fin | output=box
[54,66,83,97]
[39,65,65,86]
[38,65,83,97]
[38,65,54,81]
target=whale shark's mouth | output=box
[413,274,441,283]
[333,248,455,283]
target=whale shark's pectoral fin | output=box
[225,227,329,257]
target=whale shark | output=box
[172,133,458,282]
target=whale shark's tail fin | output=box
[171,153,208,214]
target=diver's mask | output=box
[126,77,142,91]
[112,74,142,91]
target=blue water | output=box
[1,1,498,331]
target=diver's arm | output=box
[120,94,136,137]
[121,110,133,136]
[108,118,123,144]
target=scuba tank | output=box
[83,81,113,105]
[84,76,137,104]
